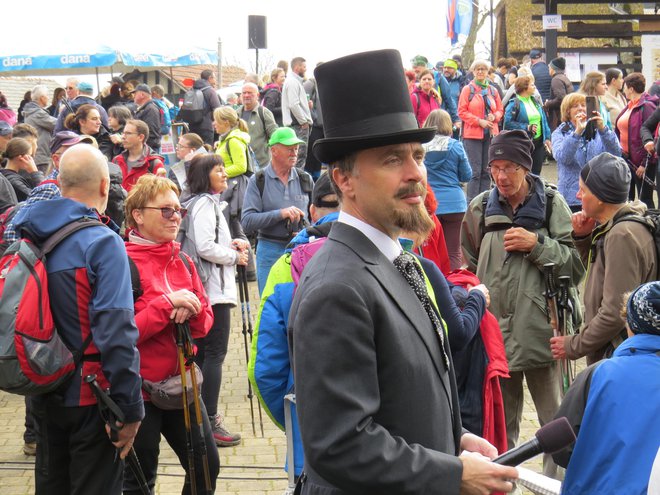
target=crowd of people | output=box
[0,47,658,495]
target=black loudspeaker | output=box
[248,15,267,49]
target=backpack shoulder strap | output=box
[40,218,104,255]
[257,105,266,128]
[544,184,557,237]
[127,255,143,303]
[178,251,193,275]
[256,169,266,198]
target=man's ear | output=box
[99,176,110,199]
[332,167,354,200]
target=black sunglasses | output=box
[141,207,187,219]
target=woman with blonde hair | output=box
[212,107,252,220]
[551,92,620,212]
[579,71,612,129]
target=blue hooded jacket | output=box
[12,198,144,422]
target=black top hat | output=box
[313,49,435,164]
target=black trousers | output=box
[123,400,220,495]
[195,303,232,418]
[34,397,124,495]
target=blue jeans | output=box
[256,238,287,294]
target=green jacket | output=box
[462,179,585,371]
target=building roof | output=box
[154,64,246,90]
[0,76,62,109]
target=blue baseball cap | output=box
[77,81,94,93]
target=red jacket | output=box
[125,240,213,387]
[411,88,441,127]
[112,145,165,192]
[458,81,503,140]
[447,269,509,455]
[414,184,451,276]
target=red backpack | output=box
[0,218,102,395]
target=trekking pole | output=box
[175,325,197,495]
[84,375,150,495]
[542,263,560,337]
[542,263,564,396]
[239,264,265,437]
[237,264,257,436]
[177,322,212,494]
[557,276,575,392]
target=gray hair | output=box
[470,59,490,72]
[242,82,259,93]
[31,85,49,101]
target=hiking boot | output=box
[210,415,241,447]
[23,442,36,456]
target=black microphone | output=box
[493,417,576,466]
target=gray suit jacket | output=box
[289,222,464,494]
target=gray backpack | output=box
[176,194,220,284]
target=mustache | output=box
[395,183,426,199]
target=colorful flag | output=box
[446,0,473,45]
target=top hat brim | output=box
[313,127,436,164]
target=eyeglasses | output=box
[141,207,187,219]
[176,143,192,149]
[488,165,522,176]
[66,86,75,90]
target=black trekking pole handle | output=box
[85,375,150,495]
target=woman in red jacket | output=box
[458,59,504,202]
[123,174,218,494]
[411,69,442,126]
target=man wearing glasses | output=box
[461,129,584,481]
[112,119,165,192]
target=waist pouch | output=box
[142,364,203,410]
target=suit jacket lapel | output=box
[331,223,452,398]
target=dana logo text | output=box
[3,57,33,67]
[61,54,91,64]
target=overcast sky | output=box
[4,0,493,88]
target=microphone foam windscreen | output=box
[535,417,576,454]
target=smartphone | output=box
[586,96,598,118]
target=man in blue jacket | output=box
[14,144,144,495]
[553,281,660,494]
[248,173,339,479]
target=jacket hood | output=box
[614,333,660,356]
[225,128,251,145]
[263,82,280,91]
[286,212,338,253]
[22,101,44,118]
[12,197,100,242]
[125,238,180,265]
[194,78,212,90]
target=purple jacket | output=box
[615,92,659,167]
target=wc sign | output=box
[543,15,562,30]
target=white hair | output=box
[31,85,49,101]
[242,82,259,93]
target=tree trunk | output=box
[461,2,492,69]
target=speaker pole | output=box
[255,48,259,77]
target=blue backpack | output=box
[153,99,172,135]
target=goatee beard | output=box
[393,202,435,239]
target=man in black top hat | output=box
[288,49,517,494]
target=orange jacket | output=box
[458,81,504,140]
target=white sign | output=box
[543,15,562,30]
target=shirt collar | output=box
[338,211,402,262]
